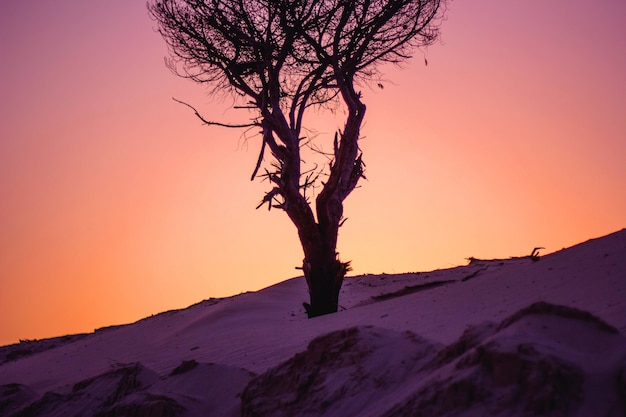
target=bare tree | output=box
[148,0,447,317]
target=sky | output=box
[1,0,624,346]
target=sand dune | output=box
[1,229,625,416]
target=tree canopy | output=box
[151,0,443,125]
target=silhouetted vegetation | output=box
[148,0,448,316]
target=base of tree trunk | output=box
[303,301,338,318]
[302,258,350,318]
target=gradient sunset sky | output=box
[1,0,625,346]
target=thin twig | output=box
[172,98,257,128]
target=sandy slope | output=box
[1,229,625,416]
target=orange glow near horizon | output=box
[1,0,625,345]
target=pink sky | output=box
[1,0,625,346]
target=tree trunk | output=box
[259,75,364,319]
[301,242,347,318]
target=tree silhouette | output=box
[148,0,447,317]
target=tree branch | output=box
[172,97,257,128]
